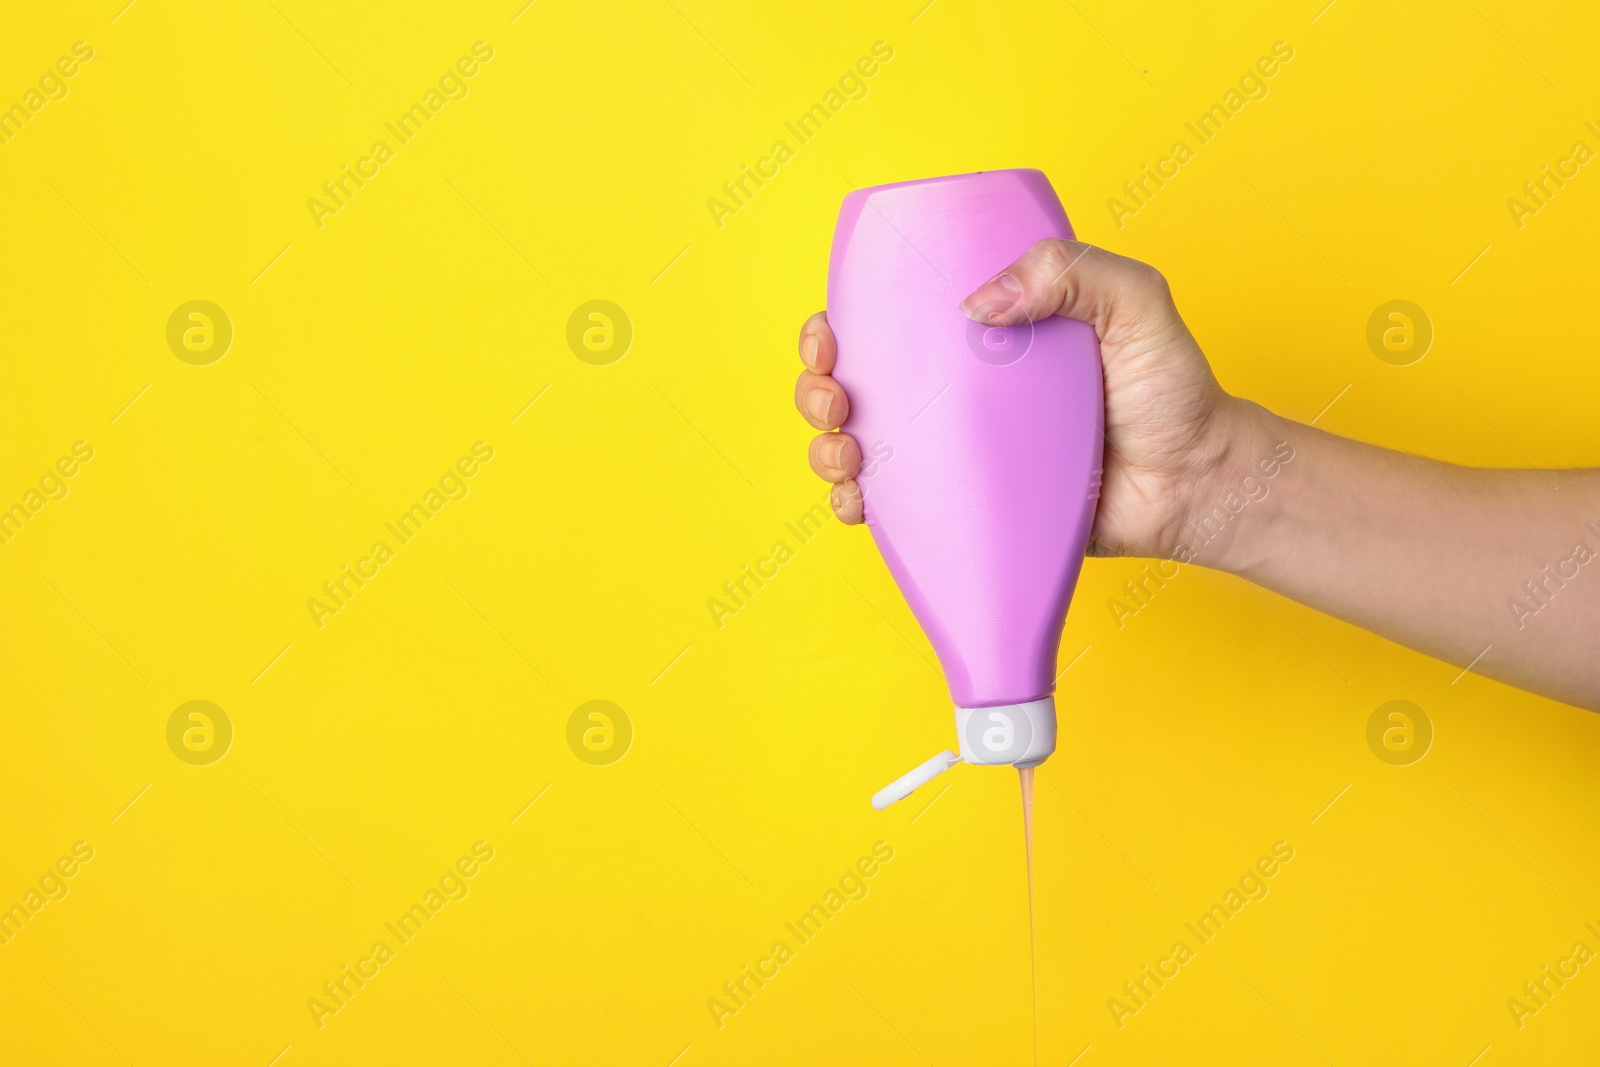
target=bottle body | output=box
[827,170,1103,719]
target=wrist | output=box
[1174,396,1294,575]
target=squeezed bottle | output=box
[824,169,1104,809]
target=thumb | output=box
[959,238,1166,333]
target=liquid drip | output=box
[1019,765,1037,1065]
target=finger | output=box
[958,238,1169,331]
[794,371,849,430]
[808,432,862,483]
[830,479,864,524]
[798,311,837,374]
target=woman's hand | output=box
[794,238,1240,559]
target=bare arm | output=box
[796,238,1600,711]
[1193,400,1600,709]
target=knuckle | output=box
[1032,239,1073,280]
[1133,260,1171,295]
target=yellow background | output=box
[3,0,1598,1063]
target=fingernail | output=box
[807,389,832,423]
[823,436,845,470]
[802,333,819,369]
[960,272,1023,321]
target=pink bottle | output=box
[825,170,1104,808]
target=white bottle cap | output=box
[870,697,1057,809]
[955,697,1057,767]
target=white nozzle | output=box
[871,750,960,810]
[870,697,1059,809]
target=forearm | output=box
[1183,398,1600,710]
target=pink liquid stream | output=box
[1020,765,1037,1065]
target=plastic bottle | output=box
[824,169,1104,809]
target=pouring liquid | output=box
[1020,765,1038,1065]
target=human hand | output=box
[794,239,1237,558]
